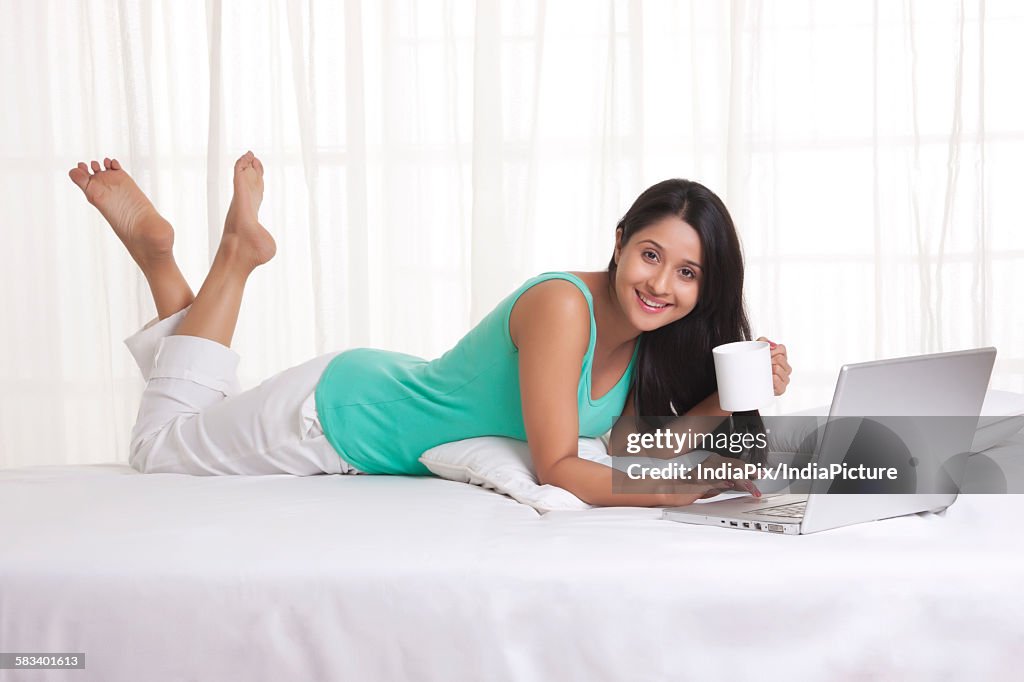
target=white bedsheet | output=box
[2,436,1023,682]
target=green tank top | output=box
[314,272,639,475]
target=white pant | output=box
[124,306,362,476]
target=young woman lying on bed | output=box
[68,153,791,507]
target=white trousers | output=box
[124,306,362,476]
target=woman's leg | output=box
[69,157,195,319]
[129,344,353,476]
[116,152,351,475]
[124,304,354,475]
[173,151,275,347]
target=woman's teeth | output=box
[636,290,669,311]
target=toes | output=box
[111,158,122,170]
[90,160,101,172]
[234,151,258,173]
[253,158,264,176]
[103,157,112,170]
[69,167,90,191]
[77,161,90,174]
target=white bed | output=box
[2,435,1023,682]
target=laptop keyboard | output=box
[744,501,807,519]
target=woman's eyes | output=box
[641,250,696,280]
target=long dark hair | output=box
[608,179,753,422]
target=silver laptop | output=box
[663,348,996,535]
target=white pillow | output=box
[419,437,718,512]
[419,437,602,513]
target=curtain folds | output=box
[1,0,1021,466]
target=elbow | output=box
[535,456,571,488]
[535,465,557,487]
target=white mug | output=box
[712,340,774,412]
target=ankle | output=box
[138,250,177,273]
[213,235,258,276]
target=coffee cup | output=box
[712,340,774,412]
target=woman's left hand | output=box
[757,337,791,396]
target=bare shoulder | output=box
[509,278,590,350]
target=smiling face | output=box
[612,215,703,333]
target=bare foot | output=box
[220,151,276,271]
[68,158,175,269]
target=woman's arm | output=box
[543,455,723,507]
[511,281,711,507]
[509,280,590,486]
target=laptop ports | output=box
[729,521,738,527]
[765,524,785,533]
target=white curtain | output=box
[1,0,1021,467]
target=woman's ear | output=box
[614,228,624,265]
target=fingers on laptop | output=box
[726,479,761,497]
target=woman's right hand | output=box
[699,452,763,496]
[659,452,762,507]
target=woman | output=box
[68,153,791,507]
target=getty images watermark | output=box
[608,415,1024,494]
[623,459,899,483]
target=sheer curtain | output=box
[1,0,1021,467]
